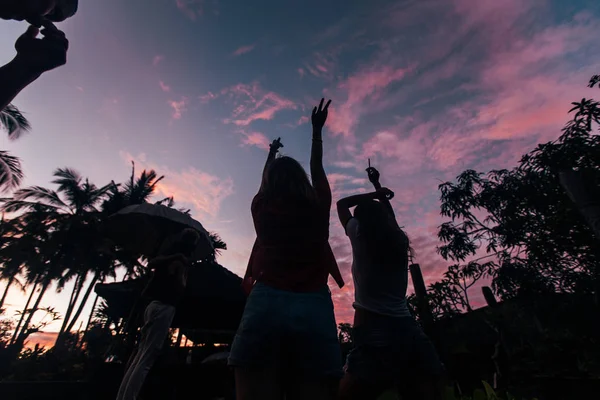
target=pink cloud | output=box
[303,51,339,80]
[297,68,305,78]
[159,81,171,93]
[220,82,297,127]
[153,55,164,66]
[174,0,219,20]
[199,91,217,104]
[327,65,414,139]
[239,131,270,150]
[232,44,256,57]
[175,0,204,20]
[296,115,309,126]
[168,97,189,120]
[120,151,234,220]
[360,129,429,174]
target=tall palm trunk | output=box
[84,293,99,334]
[57,272,86,339]
[65,273,99,334]
[12,279,49,347]
[0,275,15,310]
[10,280,38,344]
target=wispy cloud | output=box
[238,130,270,150]
[168,97,189,120]
[326,65,414,140]
[232,44,256,57]
[175,0,218,20]
[120,151,235,220]
[152,55,164,67]
[159,81,171,93]
[213,82,297,127]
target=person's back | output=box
[346,216,411,318]
[337,176,445,400]
[230,100,344,400]
[251,193,337,292]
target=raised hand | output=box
[269,137,284,153]
[14,22,68,75]
[375,187,394,201]
[366,167,380,185]
[311,98,332,130]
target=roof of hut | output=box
[95,261,246,331]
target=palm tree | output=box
[0,152,24,193]
[0,218,26,310]
[7,207,60,348]
[101,161,165,215]
[0,104,31,192]
[1,168,113,346]
[64,163,166,341]
[1,104,31,140]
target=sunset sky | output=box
[1,0,599,347]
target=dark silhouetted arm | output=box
[367,166,396,219]
[1,23,68,110]
[337,192,378,229]
[311,99,332,209]
[258,138,282,193]
[0,58,41,110]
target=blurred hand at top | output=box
[1,0,78,24]
[14,22,68,75]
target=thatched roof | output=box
[95,262,246,331]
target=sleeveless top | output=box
[244,193,344,292]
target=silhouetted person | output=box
[0,0,76,110]
[116,228,200,400]
[229,99,345,400]
[336,166,444,400]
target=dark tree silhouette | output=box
[0,104,30,192]
[427,74,600,317]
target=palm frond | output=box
[155,196,174,207]
[0,151,24,193]
[13,186,69,210]
[209,232,227,255]
[0,104,31,140]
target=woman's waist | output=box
[353,305,412,326]
[251,281,331,297]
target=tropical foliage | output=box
[419,74,600,319]
[0,104,30,192]
[0,160,227,360]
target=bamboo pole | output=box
[482,286,498,308]
[409,264,434,333]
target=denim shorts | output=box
[228,282,343,378]
[345,314,444,385]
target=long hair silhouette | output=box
[354,200,412,267]
[261,156,318,205]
